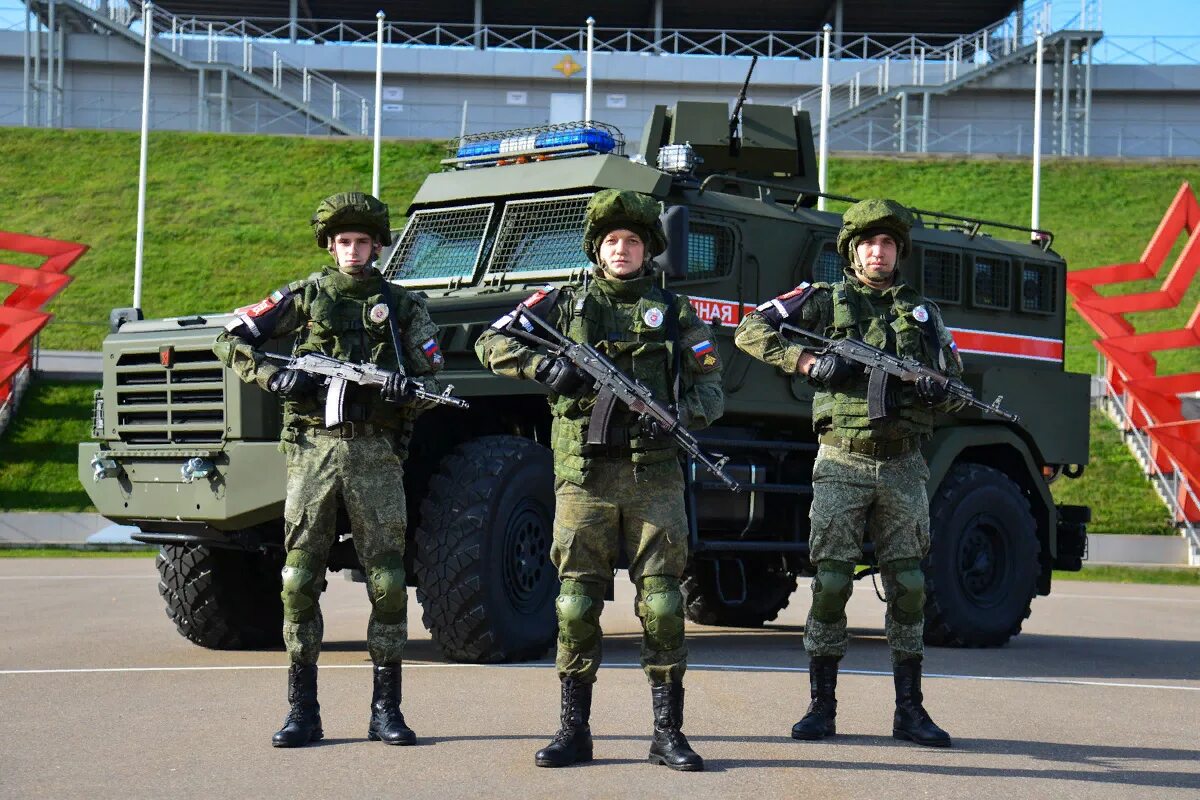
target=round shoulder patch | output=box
[643,307,664,328]
[912,305,929,323]
[369,303,390,324]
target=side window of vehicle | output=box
[686,222,736,281]
[811,240,845,284]
[972,255,1011,309]
[922,247,962,304]
[1020,261,1057,314]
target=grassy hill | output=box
[0,126,1196,533]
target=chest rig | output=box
[814,280,941,437]
[548,281,683,483]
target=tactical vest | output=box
[282,268,419,452]
[812,279,940,440]
[548,275,682,484]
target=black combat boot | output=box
[648,683,704,772]
[791,656,839,740]
[368,663,416,745]
[892,657,952,747]
[535,677,594,767]
[271,663,323,748]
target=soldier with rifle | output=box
[475,189,726,771]
[214,192,451,749]
[735,198,970,748]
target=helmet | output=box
[835,198,914,263]
[582,189,668,265]
[311,192,392,248]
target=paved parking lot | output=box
[1,557,1197,799]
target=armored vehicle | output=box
[79,101,1090,660]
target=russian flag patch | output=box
[422,337,443,364]
[690,340,719,373]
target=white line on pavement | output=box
[0,575,147,580]
[1046,592,1200,604]
[2,661,1197,692]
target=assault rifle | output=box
[779,323,1020,424]
[264,351,469,427]
[505,306,742,493]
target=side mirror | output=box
[109,307,144,333]
[653,204,689,280]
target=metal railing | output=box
[61,0,369,134]
[1099,376,1200,566]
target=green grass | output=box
[1051,408,1177,535]
[0,547,155,557]
[0,381,98,511]
[1053,565,1200,586]
[0,128,1195,531]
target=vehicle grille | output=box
[113,347,225,444]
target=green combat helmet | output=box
[311,191,392,248]
[835,197,915,264]
[582,189,668,264]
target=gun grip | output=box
[586,389,618,446]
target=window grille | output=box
[812,240,845,284]
[383,203,493,284]
[1021,262,1057,313]
[973,256,1011,309]
[485,194,593,280]
[922,248,961,303]
[686,223,735,280]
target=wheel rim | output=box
[956,512,1010,607]
[501,499,552,613]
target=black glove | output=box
[267,368,316,398]
[808,353,857,390]
[381,372,417,405]
[534,356,593,398]
[915,374,949,405]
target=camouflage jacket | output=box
[213,265,443,453]
[734,268,963,441]
[475,270,725,484]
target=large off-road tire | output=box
[157,544,284,650]
[414,435,557,663]
[923,463,1039,648]
[682,556,797,627]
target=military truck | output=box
[79,101,1090,661]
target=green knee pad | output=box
[281,549,326,624]
[884,557,926,625]
[810,560,855,624]
[365,551,407,625]
[638,575,685,651]
[556,579,603,651]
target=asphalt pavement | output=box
[1,557,1196,800]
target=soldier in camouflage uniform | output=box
[475,190,724,771]
[734,198,961,748]
[213,192,444,748]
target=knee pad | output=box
[556,579,602,651]
[281,549,325,623]
[884,558,926,625]
[810,560,855,624]
[638,575,685,651]
[365,552,407,624]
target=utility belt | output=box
[819,433,919,460]
[298,421,391,440]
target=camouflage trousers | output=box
[280,429,408,667]
[551,457,690,686]
[805,443,931,663]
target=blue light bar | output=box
[534,127,616,153]
[456,139,501,158]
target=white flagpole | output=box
[818,23,832,211]
[133,1,154,310]
[1031,30,1044,236]
[372,10,384,199]
[584,17,595,122]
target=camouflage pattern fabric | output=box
[551,457,690,685]
[279,430,409,666]
[311,191,392,247]
[803,444,930,661]
[582,189,668,263]
[835,197,915,262]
